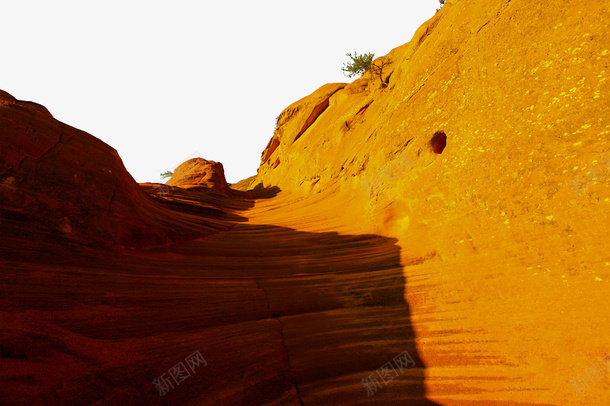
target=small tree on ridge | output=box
[342,52,374,78]
[342,52,391,87]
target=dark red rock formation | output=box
[0,91,430,405]
[0,92,235,249]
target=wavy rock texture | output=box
[253,0,610,403]
[0,93,427,404]
[1,0,610,405]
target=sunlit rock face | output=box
[256,0,610,274]
[252,0,610,403]
[1,0,610,405]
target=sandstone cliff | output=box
[257,0,609,267]
[1,0,609,404]
[251,0,610,403]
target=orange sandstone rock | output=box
[251,0,610,404]
[166,158,231,192]
[1,0,610,405]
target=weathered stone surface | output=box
[0,93,236,249]
[166,157,232,193]
[1,0,610,404]
[251,0,610,403]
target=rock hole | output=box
[431,131,447,154]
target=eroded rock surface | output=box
[166,158,232,193]
[1,0,610,404]
[0,92,242,250]
[252,0,610,403]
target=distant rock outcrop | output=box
[166,158,232,192]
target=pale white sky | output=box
[3,1,440,183]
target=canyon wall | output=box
[251,0,610,403]
[1,0,609,404]
[256,0,609,267]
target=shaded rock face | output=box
[0,90,424,403]
[0,92,232,249]
[1,91,143,248]
[166,158,231,192]
[0,92,432,404]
